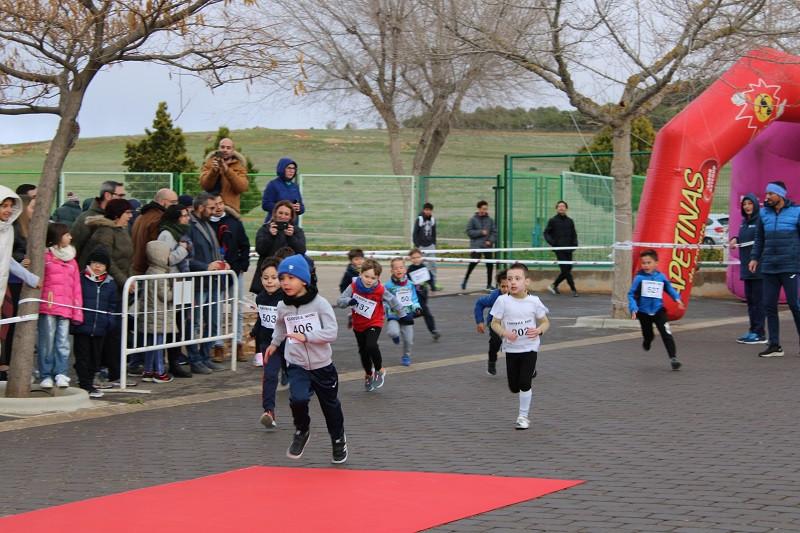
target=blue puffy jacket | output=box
[735,193,762,280]
[70,274,118,337]
[751,198,800,274]
[627,269,682,315]
[261,158,305,222]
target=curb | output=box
[574,316,639,329]
[0,383,93,415]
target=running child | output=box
[264,255,347,463]
[407,247,441,341]
[339,248,365,329]
[336,258,405,391]
[489,263,549,430]
[385,257,422,366]
[474,268,508,376]
[627,249,684,370]
[247,257,286,430]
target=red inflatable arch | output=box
[632,47,800,320]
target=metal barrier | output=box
[117,270,239,392]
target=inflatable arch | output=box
[632,47,800,320]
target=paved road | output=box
[2,265,800,531]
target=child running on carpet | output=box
[473,268,508,376]
[407,248,441,341]
[489,263,549,430]
[336,259,405,391]
[384,257,422,366]
[247,257,285,430]
[265,255,347,463]
[627,248,684,370]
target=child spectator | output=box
[71,244,118,398]
[339,248,365,330]
[384,257,422,366]
[627,249,685,370]
[489,263,549,430]
[38,223,83,389]
[247,257,285,430]
[474,268,509,376]
[407,247,441,341]
[336,259,404,391]
[140,240,174,383]
[264,255,348,463]
[413,202,442,291]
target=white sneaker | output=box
[40,377,54,389]
[54,374,70,388]
[515,415,530,430]
[253,353,264,367]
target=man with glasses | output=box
[261,157,304,223]
[200,138,248,213]
[130,188,179,275]
[72,180,127,268]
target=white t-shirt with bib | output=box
[489,293,549,353]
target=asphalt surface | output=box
[2,264,800,532]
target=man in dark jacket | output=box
[209,194,251,362]
[51,191,82,226]
[749,181,800,357]
[72,180,126,268]
[461,200,498,291]
[543,200,579,296]
[730,193,765,344]
[130,188,179,275]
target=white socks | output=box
[518,389,532,418]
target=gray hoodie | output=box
[270,288,338,370]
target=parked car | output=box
[703,214,729,244]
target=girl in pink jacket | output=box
[38,223,83,389]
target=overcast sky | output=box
[0,62,339,145]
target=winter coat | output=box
[474,289,503,324]
[466,212,497,249]
[187,212,223,291]
[199,150,249,213]
[157,229,190,273]
[8,218,28,284]
[270,286,337,371]
[336,279,404,332]
[72,199,106,268]
[71,271,118,337]
[51,201,82,227]
[384,276,421,324]
[261,158,304,222]
[85,216,134,294]
[141,240,176,335]
[735,193,762,280]
[543,213,578,248]
[210,206,251,274]
[250,222,307,294]
[413,212,436,247]
[130,201,166,275]
[339,264,360,294]
[0,185,22,300]
[627,269,682,315]
[751,197,800,274]
[39,247,83,324]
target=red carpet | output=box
[1,467,582,532]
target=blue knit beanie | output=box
[277,255,311,285]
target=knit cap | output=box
[87,244,111,267]
[277,255,311,285]
[66,191,79,203]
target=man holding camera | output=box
[200,138,248,213]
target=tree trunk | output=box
[415,120,451,177]
[6,93,82,398]
[610,118,634,319]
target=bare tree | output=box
[0,0,286,397]
[446,0,800,318]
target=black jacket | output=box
[543,213,578,248]
[209,207,251,275]
[250,222,307,294]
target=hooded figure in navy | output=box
[261,157,304,222]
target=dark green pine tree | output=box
[123,102,197,200]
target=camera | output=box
[215,150,223,159]
[276,221,289,231]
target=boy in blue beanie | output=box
[265,254,347,463]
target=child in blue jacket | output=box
[384,257,421,366]
[474,269,508,376]
[627,249,685,370]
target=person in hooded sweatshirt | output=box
[261,157,304,223]
[730,193,765,345]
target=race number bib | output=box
[408,267,431,284]
[641,280,664,299]
[396,288,413,307]
[352,294,377,319]
[284,312,321,344]
[505,317,534,345]
[258,305,278,329]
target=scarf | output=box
[210,212,227,223]
[49,244,76,262]
[83,266,108,283]
[161,222,190,242]
[355,277,379,294]
[390,274,409,286]
[283,284,318,307]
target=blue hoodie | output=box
[735,193,762,280]
[627,269,682,315]
[474,289,502,324]
[261,157,305,222]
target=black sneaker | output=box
[286,430,310,459]
[572,290,578,297]
[331,435,348,464]
[487,361,497,376]
[642,339,651,351]
[758,344,784,357]
[547,284,559,295]
[669,357,682,370]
